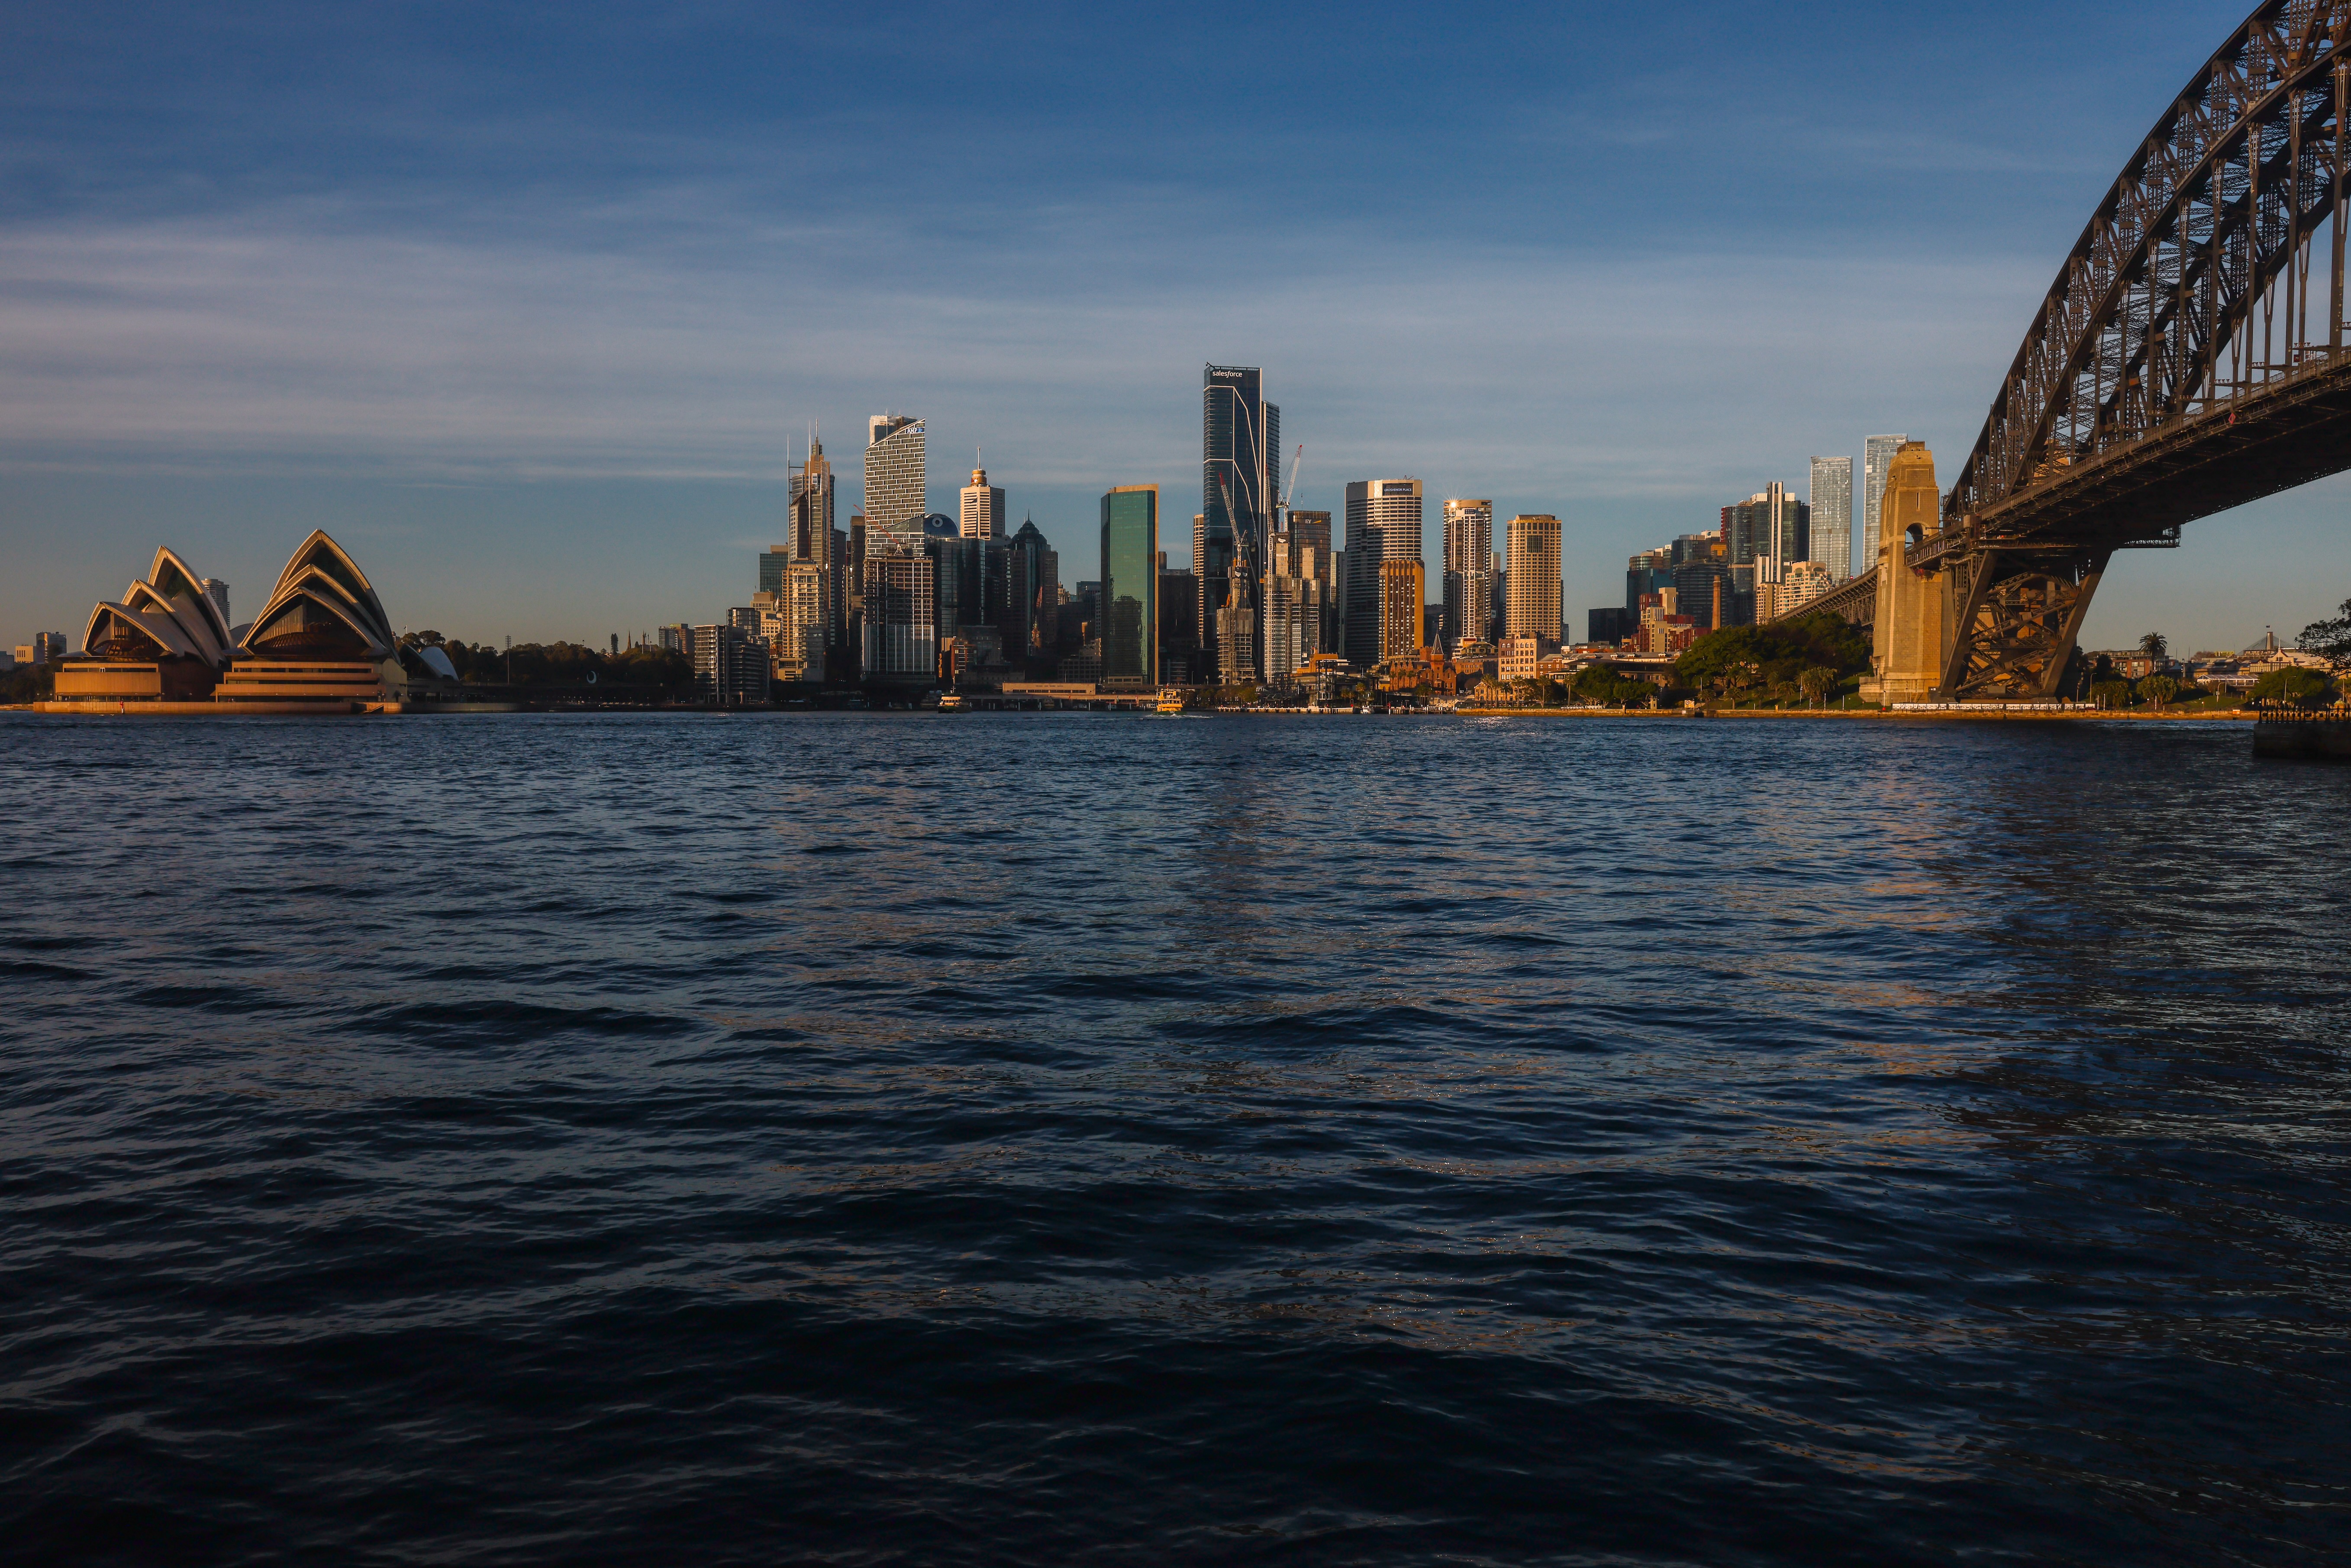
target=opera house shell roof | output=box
[80,547,236,671]
[53,530,416,711]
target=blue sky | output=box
[3,0,2341,654]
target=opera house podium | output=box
[42,530,414,715]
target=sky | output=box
[3,0,2344,656]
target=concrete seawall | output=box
[2253,715,2351,759]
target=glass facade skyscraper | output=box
[1809,456,1853,580]
[865,416,927,547]
[1202,365,1278,677]
[1100,486,1158,688]
[1863,434,1906,569]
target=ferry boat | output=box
[1155,688,1185,715]
[937,690,965,713]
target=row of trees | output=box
[402,633,693,692]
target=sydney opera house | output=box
[44,530,455,713]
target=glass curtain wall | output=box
[1100,487,1159,687]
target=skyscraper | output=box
[791,436,837,558]
[1202,365,1278,678]
[1505,514,1563,643]
[1723,487,1809,583]
[1343,479,1422,669]
[865,416,927,547]
[1863,434,1906,569]
[1284,509,1338,660]
[1442,499,1493,649]
[1809,455,1854,580]
[1100,486,1158,688]
[861,549,935,682]
[960,466,1005,539]
[1379,557,1425,666]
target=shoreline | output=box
[1450,707,2257,721]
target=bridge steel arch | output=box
[1833,2,2351,698]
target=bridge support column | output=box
[1936,549,2109,700]
[1864,441,1949,704]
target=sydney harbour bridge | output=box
[1812,0,2351,700]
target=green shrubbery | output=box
[1674,613,1870,706]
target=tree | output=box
[2141,674,2179,709]
[2298,597,2351,663]
[2251,666,2335,706]
[2138,631,2170,664]
[2090,679,2133,710]
[1771,679,1802,708]
[1799,666,1836,707]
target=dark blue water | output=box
[3,712,2347,1566]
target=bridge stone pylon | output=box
[1864,442,1950,704]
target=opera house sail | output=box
[49,530,418,713]
[57,547,237,702]
[214,531,399,706]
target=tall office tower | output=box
[791,436,838,558]
[1809,455,1854,579]
[1159,567,1200,683]
[828,526,851,663]
[1505,514,1563,643]
[861,546,935,681]
[960,466,1005,539]
[1379,557,1426,665]
[1202,365,1278,678]
[759,547,793,599]
[1285,509,1336,655]
[1010,519,1055,659]
[1862,434,1906,567]
[1442,499,1494,649]
[1100,486,1158,688]
[1723,487,1810,582]
[1342,479,1423,668]
[865,416,927,546]
[1673,560,1732,629]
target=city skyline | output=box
[3,2,2344,655]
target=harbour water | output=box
[3,712,2346,1565]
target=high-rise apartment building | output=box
[777,561,827,683]
[960,466,1005,539]
[865,416,927,547]
[1100,486,1158,688]
[1202,365,1278,678]
[1442,499,1493,650]
[1343,479,1423,669]
[1379,557,1426,666]
[1862,434,1906,568]
[1504,514,1563,643]
[1809,455,1854,580]
[693,624,770,706]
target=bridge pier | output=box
[1863,441,1951,704]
